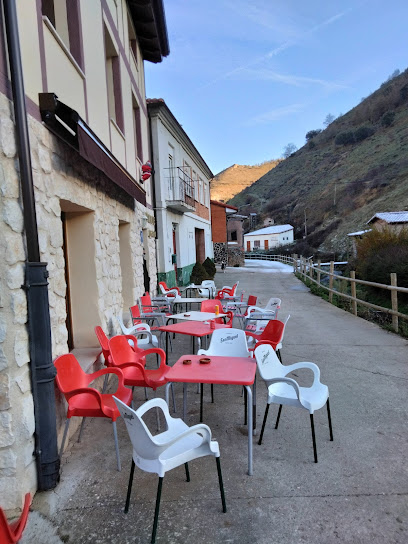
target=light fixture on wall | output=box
[141,214,148,229]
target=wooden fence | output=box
[244,252,408,332]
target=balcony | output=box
[165,167,196,213]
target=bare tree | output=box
[282,143,297,158]
[323,113,335,127]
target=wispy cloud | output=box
[248,103,305,125]
[235,68,348,90]
[201,8,352,90]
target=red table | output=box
[164,354,257,475]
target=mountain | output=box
[229,69,408,256]
[210,160,280,202]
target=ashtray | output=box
[184,313,190,317]
[183,359,192,365]
[199,357,211,364]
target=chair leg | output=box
[258,404,270,445]
[200,384,204,423]
[77,417,86,443]
[124,459,136,513]
[184,462,190,482]
[211,383,214,403]
[171,383,176,413]
[59,418,70,457]
[310,414,318,463]
[144,387,149,400]
[112,420,121,471]
[327,398,334,441]
[244,387,247,425]
[151,477,164,544]
[216,457,227,513]
[276,349,282,363]
[275,405,283,429]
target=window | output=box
[42,0,83,68]
[254,240,260,248]
[231,231,237,241]
[199,178,203,204]
[127,11,138,68]
[192,171,198,201]
[104,26,124,132]
[168,151,174,197]
[132,95,142,160]
[203,181,209,207]
[183,161,193,197]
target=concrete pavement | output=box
[21,261,408,543]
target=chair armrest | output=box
[89,366,125,385]
[139,347,166,366]
[283,361,321,383]
[156,423,213,452]
[129,329,154,343]
[253,340,278,350]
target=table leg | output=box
[165,383,171,407]
[244,385,253,476]
[183,383,187,421]
[200,384,203,422]
[253,375,257,432]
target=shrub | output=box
[381,111,395,127]
[354,126,375,142]
[335,131,355,145]
[305,129,322,141]
[400,84,408,102]
[308,140,316,149]
[202,257,216,278]
[190,262,209,284]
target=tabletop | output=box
[166,354,256,385]
[166,310,227,322]
[158,320,215,337]
[171,297,208,304]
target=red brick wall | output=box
[210,203,227,243]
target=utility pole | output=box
[304,209,307,238]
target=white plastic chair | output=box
[244,297,282,332]
[197,328,252,420]
[116,314,159,348]
[254,343,333,463]
[198,280,216,298]
[113,396,226,544]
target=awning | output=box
[39,93,146,206]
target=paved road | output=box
[23,261,408,543]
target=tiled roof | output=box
[245,224,293,236]
[347,229,372,236]
[366,212,408,224]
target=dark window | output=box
[231,230,237,241]
[132,96,142,160]
[105,26,124,132]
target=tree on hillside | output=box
[282,143,297,158]
[323,113,335,127]
[305,129,322,141]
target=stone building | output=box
[147,98,213,286]
[366,212,408,233]
[210,200,245,266]
[0,0,168,510]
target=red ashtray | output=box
[199,357,211,364]
[183,359,192,365]
[184,314,190,317]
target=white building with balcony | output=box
[147,99,213,286]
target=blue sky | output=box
[145,0,408,175]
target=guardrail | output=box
[244,253,408,333]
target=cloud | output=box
[249,103,305,125]
[233,68,348,90]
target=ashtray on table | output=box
[183,359,192,365]
[199,357,211,364]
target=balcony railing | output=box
[164,167,196,212]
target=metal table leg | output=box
[244,385,253,476]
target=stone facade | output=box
[0,94,155,509]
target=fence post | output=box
[294,254,298,273]
[329,261,334,303]
[317,259,321,286]
[390,273,398,332]
[350,270,357,316]
[309,260,313,280]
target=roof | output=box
[210,200,238,212]
[127,0,170,63]
[366,212,408,224]
[244,224,294,236]
[147,99,213,178]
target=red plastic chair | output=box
[245,316,290,361]
[216,282,239,300]
[200,299,234,328]
[158,281,181,298]
[0,493,31,544]
[55,353,132,471]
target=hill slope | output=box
[211,160,280,202]
[229,69,408,256]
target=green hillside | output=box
[229,69,408,257]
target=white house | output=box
[244,224,294,251]
[147,99,213,286]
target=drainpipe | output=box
[147,109,160,289]
[3,0,59,489]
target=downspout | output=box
[3,0,59,489]
[148,108,159,289]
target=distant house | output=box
[244,224,294,251]
[367,212,408,232]
[347,229,372,257]
[210,200,245,265]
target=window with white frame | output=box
[254,240,260,248]
[168,149,175,198]
[199,177,204,204]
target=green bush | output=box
[190,261,209,284]
[305,129,322,141]
[335,131,355,145]
[354,126,375,142]
[202,257,216,278]
[381,111,395,127]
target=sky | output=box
[145,0,408,175]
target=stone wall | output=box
[0,93,156,509]
[213,242,226,263]
[227,246,245,267]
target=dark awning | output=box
[39,93,146,206]
[127,0,170,63]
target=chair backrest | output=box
[200,299,224,322]
[0,493,31,544]
[117,313,132,335]
[205,328,250,357]
[247,295,257,306]
[259,319,285,344]
[158,281,169,294]
[231,282,239,295]
[254,343,285,381]
[140,293,152,313]
[109,335,143,366]
[54,353,89,394]
[265,297,281,311]
[95,326,110,363]
[114,396,172,460]
[130,305,142,324]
